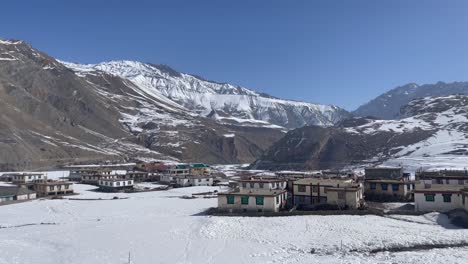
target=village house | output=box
[414,183,463,212]
[99,179,134,192]
[364,166,413,201]
[0,186,36,203]
[292,178,364,209]
[218,188,287,213]
[237,178,288,191]
[176,175,214,187]
[123,171,150,182]
[33,180,74,197]
[190,163,211,175]
[81,172,118,185]
[69,168,113,182]
[8,173,45,184]
[416,170,468,186]
[413,169,468,212]
[165,164,190,176]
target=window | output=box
[249,183,255,188]
[392,184,399,191]
[128,181,132,185]
[312,186,318,193]
[116,182,120,186]
[370,183,376,190]
[381,184,388,191]
[446,179,450,184]
[425,194,435,202]
[256,196,264,205]
[436,179,442,184]
[298,185,306,192]
[276,196,279,204]
[50,186,54,191]
[407,184,411,190]
[338,192,345,200]
[28,176,32,179]
[57,185,62,191]
[227,195,235,204]
[459,180,464,185]
[242,183,247,188]
[241,196,249,205]
[198,179,201,182]
[443,194,452,203]
[259,183,264,188]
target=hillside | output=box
[251,95,468,170]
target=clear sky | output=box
[2,0,468,110]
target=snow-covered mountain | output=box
[251,95,468,170]
[354,81,468,119]
[62,60,349,129]
[0,38,285,170]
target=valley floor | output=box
[0,184,467,264]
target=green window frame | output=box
[443,194,452,203]
[256,196,264,205]
[241,196,249,205]
[50,185,54,191]
[227,195,235,204]
[425,194,435,202]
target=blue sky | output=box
[2,0,468,110]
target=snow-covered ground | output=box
[1,184,467,264]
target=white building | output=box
[9,173,45,184]
[414,184,463,212]
[176,176,213,187]
[82,173,119,185]
[0,187,37,203]
[237,178,287,191]
[98,179,134,192]
[218,189,287,213]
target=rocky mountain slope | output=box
[354,82,468,119]
[0,39,287,170]
[62,60,349,129]
[251,95,468,170]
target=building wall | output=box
[420,179,468,186]
[0,196,14,202]
[240,181,287,191]
[218,193,286,212]
[326,189,362,209]
[364,182,408,197]
[414,192,462,212]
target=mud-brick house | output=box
[364,166,413,201]
[99,179,134,192]
[165,164,190,176]
[414,183,463,212]
[218,188,287,213]
[81,173,118,185]
[292,178,364,209]
[8,173,45,184]
[176,175,214,187]
[33,180,74,197]
[0,186,36,203]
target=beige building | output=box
[9,173,45,184]
[292,178,364,209]
[34,181,74,197]
[81,173,118,185]
[0,186,36,203]
[218,189,287,213]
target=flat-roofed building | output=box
[292,178,364,209]
[218,189,287,213]
[364,179,413,200]
[237,178,287,191]
[33,181,74,197]
[9,173,45,184]
[176,176,213,187]
[99,179,134,192]
[81,173,118,185]
[0,186,36,203]
[414,184,463,212]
